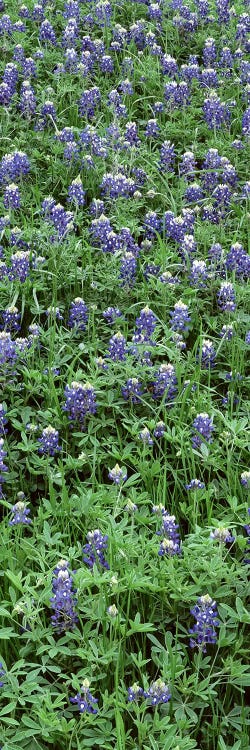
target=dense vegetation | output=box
[0,0,250,747]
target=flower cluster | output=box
[38,426,61,456]
[128,678,171,706]
[189,594,220,652]
[50,560,78,633]
[70,679,98,714]
[64,382,97,429]
[83,529,109,569]
[157,511,181,557]
[192,413,214,449]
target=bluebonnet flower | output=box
[159,140,176,172]
[18,5,30,18]
[143,211,161,240]
[152,364,177,403]
[181,61,200,82]
[78,87,101,119]
[83,529,109,569]
[199,339,216,368]
[189,594,220,652]
[124,121,140,147]
[0,14,13,36]
[38,100,57,129]
[184,182,204,203]
[15,337,30,355]
[0,662,5,687]
[107,604,118,617]
[203,92,231,129]
[189,260,208,288]
[89,199,105,218]
[216,0,230,23]
[50,203,74,240]
[0,438,8,497]
[62,19,79,48]
[39,19,56,45]
[102,307,122,324]
[154,421,166,438]
[186,479,205,490]
[9,494,31,526]
[153,100,164,114]
[50,559,78,633]
[202,202,219,223]
[145,119,160,138]
[2,63,18,96]
[96,0,112,26]
[108,464,127,484]
[100,55,114,74]
[245,331,250,345]
[221,161,238,187]
[124,499,138,513]
[152,504,166,516]
[0,151,30,185]
[231,139,244,150]
[101,172,135,199]
[157,512,180,554]
[122,378,143,403]
[208,242,223,269]
[4,184,21,209]
[0,82,12,106]
[1,306,21,333]
[9,250,31,282]
[220,324,234,340]
[210,527,234,543]
[162,54,179,77]
[169,301,191,333]
[68,298,88,331]
[139,427,153,445]
[242,107,250,137]
[144,679,171,705]
[212,184,232,211]
[192,413,214,449]
[179,151,196,180]
[134,307,157,343]
[241,182,250,198]
[22,56,37,78]
[64,382,97,429]
[200,67,218,88]
[217,282,236,312]
[127,683,144,702]
[0,404,7,436]
[107,332,127,361]
[70,679,98,714]
[19,80,36,117]
[95,357,109,370]
[225,243,250,278]
[0,332,16,367]
[38,426,61,456]
[243,509,250,565]
[90,214,112,246]
[145,263,161,280]
[241,471,250,487]
[63,0,80,20]
[203,38,217,66]
[64,48,78,72]
[179,234,197,260]
[46,306,63,321]
[120,252,137,287]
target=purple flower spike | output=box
[189,594,220,652]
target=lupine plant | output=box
[0,0,249,748]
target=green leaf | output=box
[5,570,23,593]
